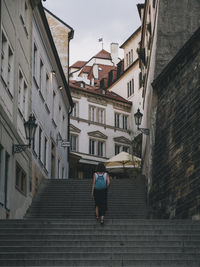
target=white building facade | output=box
[0,0,35,219]
[0,0,73,219]
[70,81,132,179]
[108,27,143,136]
[32,3,73,194]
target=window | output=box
[127,79,134,97]
[45,73,49,101]
[33,43,38,81]
[89,105,105,124]
[115,144,130,155]
[139,72,143,88]
[114,113,129,129]
[131,49,133,63]
[115,144,120,155]
[52,91,56,122]
[15,162,27,195]
[123,115,128,130]
[89,139,105,157]
[72,101,78,117]
[89,139,95,155]
[38,127,42,160]
[44,137,47,168]
[126,54,128,68]
[20,0,28,37]
[1,31,14,95]
[115,113,120,128]
[90,106,96,122]
[70,134,78,152]
[18,70,28,119]
[98,141,104,157]
[8,46,14,95]
[39,59,44,90]
[97,108,105,124]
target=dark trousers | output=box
[94,188,107,216]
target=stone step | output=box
[0,246,200,253]
[1,239,200,247]
[0,252,200,260]
[1,228,200,235]
[0,259,200,267]
[1,223,200,230]
[0,234,199,241]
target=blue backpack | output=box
[94,173,107,190]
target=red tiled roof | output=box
[79,65,92,74]
[94,49,112,60]
[69,80,131,105]
[97,64,116,80]
[70,61,86,68]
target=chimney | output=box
[93,64,98,79]
[110,43,119,66]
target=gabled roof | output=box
[120,27,141,48]
[94,49,112,60]
[44,7,74,39]
[71,61,87,69]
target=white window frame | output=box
[115,113,120,128]
[89,138,105,157]
[70,134,78,152]
[18,68,28,119]
[1,30,14,96]
[72,101,79,117]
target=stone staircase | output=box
[25,176,147,219]
[0,177,200,266]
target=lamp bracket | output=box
[138,127,150,135]
[13,144,29,154]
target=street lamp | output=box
[134,108,150,135]
[13,114,37,154]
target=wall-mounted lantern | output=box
[134,108,150,135]
[13,114,37,154]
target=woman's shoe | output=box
[100,217,104,225]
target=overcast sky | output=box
[43,0,144,65]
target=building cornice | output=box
[70,116,131,133]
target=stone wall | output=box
[151,27,200,219]
[155,0,200,77]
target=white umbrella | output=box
[105,151,141,173]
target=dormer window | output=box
[80,82,85,88]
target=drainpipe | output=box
[67,28,74,179]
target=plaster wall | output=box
[32,16,69,180]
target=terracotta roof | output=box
[97,64,117,80]
[69,80,132,105]
[94,49,112,60]
[79,65,92,74]
[70,61,86,68]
